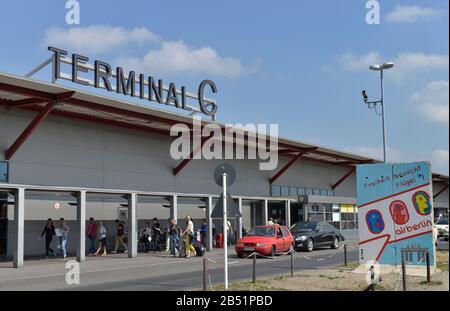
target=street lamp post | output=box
[362,62,394,163]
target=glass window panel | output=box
[0,162,7,183]
[320,189,328,196]
[327,190,334,196]
[271,185,281,196]
[297,187,306,195]
[306,188,313,195]
[289,187,298,196]
[281,187,289,196]
[313,189,321,195]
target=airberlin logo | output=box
[395,219,432,236]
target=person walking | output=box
[140,222,151,253]
[182,215,196,258]
[151,217,162,252]
[57,218,69,259]
[95,221,108,256]
[40,218,56,258]
[168,218,180,257]
[199,218,208,247]
[112,221,128,254]
[86,217,97,255]
[164,218,171,252]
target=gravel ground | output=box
[212,251,449,291]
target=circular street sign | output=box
[214,163,236,186]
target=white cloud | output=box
[44,25,160,54]
[386,5,444,23]
[339,51,380,71]
[339,52,448,83]
[410,80,449,126]
[432,149,449,174]
[116,41,258,77]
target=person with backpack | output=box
[86,217,97,255]
[168,218,179,257]
[112,221,128,254]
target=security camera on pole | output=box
[212,163,241,290]
[361,62,394,163]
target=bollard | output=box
[344,244,347,266]
[203,256,208,291]
[252,253,257,283]
[426,252,431,283]
[290,249,294,277]
[370,265,375,291]
[402,259,407,291]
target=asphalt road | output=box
[0,244,358,291]
[69,247,359,291]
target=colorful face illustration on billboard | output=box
[412,191,432,216]
[366,209,384,234]
[389,200,409,225]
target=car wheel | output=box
[269,245,276,257]
[331,236,339,249]
[306,239,314,252]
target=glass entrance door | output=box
[0,193,8,259]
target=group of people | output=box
[86,218,128,256]
[139,216,208,259]
[40,218,69,259]
[40,216,210,259]
[266,217,281,226]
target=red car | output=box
[235,225,294,258]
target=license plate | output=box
[244,247,255,251]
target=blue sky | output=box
[0,0,448,174]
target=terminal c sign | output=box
[48,46,218,117]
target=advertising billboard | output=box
[357,162,436,268]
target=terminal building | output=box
[0,64,448,267]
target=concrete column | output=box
[205,196,213,251]
[127,193,137,258]
[170,195,178,223]
[76,191,86,262]
[237,198,243,240]
[263,199,268,225]
[13,188,25,268]
[286,200,291,227]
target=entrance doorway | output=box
[290,203,304,225]
[268,202,286,225]
[0,193,8,259]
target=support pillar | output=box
[263,199,268,225]
[13,188,25,268]
[286,200,291,227]
[237,198,243,240]
[206,196,213,251]
[76,191,86,262]
[170,195,178,223]
[127,193,137,258]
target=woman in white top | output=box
[182,215,196,258]
[95,222,108,256]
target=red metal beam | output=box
[332,167,356,190]
[434,185,449,199]
[5,101,57,160]
[173,135,213,176]
[8,98,46,108]
[270,152,305,184]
